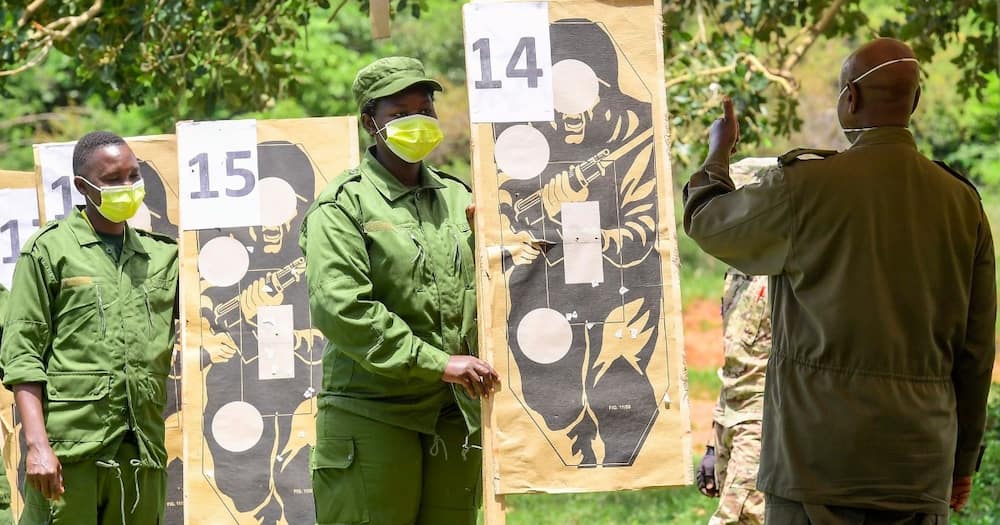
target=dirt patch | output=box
[689,398,716,452]
[683,299,724,370]
[683,299,724,450]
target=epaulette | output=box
[21,221,61,252]
[314,168,364,205]
[135,229,177,245]
[778,148,839,166]
[304,168,365,224]
[934,160,980,199]
[430,167,472,191]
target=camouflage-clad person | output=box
[710,270,769,524]
[696,159,774,525]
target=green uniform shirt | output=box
[0,284,8,342]
[684,128,996,514]
[0,208,178,469]
[300,149,479,436]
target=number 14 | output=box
[472,37,544,89]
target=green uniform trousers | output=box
[765,493,947,525]
[20,439,165,525]
[311,404,481,525]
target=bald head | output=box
[838,38,921,130]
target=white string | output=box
[838,57,919,99]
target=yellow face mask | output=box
[377,114,444,164]
[78,177,146,224]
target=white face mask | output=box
[838,57,919,140]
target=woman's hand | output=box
[442,355,499,398]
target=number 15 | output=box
[189,151,255,200]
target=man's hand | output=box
[442,355,500,399]
[696,445,719,497]
[541,167,589,222]
[26,441,63,501]
[499,213,543,267]
[14,384,63,501]
[707,97,740,161]
[239,272,285,322]
[199,317,238,363]
[950,475,973,512]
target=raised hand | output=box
[708,97,740,158]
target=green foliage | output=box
[914,74,1000,186]
[0,0,443,118]
[662,0,998,165]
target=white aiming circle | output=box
[553,59,600,115]
[494,125,550,181]
[516,308,573,364]
[127,202,152,231]
[212,401,264,453]
[198,236,250,287]
[259,177,298,227]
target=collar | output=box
[848,127,917,149]
[360,147,446,203]
[70,207,147,255]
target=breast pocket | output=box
[139,277,176,337]
[364,222,426,293]
[54,279,102,339]
[44,371,111,444]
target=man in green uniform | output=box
[0,131,178,524]
[684,38,996,523]
[0,283,13,525]
[300,57,498,525]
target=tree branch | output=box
[45,0,105,41]
[781,0,846,72]
[666,53,798,94]
[17,0,47,28]
[0,38,52,77]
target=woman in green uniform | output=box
[300,57,498,525]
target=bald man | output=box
[684,38,996,523]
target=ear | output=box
[846,82,861,114]
[911,85,921,115]
[73,175,90,196]
[361,114,377,137]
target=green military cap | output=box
[353,56,443,111]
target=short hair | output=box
[72,131,127,178]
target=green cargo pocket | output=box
[310,437,370,525]
[44,371,111,444]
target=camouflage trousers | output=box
[710,420,765,525]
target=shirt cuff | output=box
[954,445,986,476]
[1,366,48,388]
[411,343,450,383]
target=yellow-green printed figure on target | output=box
[300,57,499,525]
[0,131,178,525]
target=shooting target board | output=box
[0,169,41,519]
[464,0,691,495]
[179,117,359,524]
